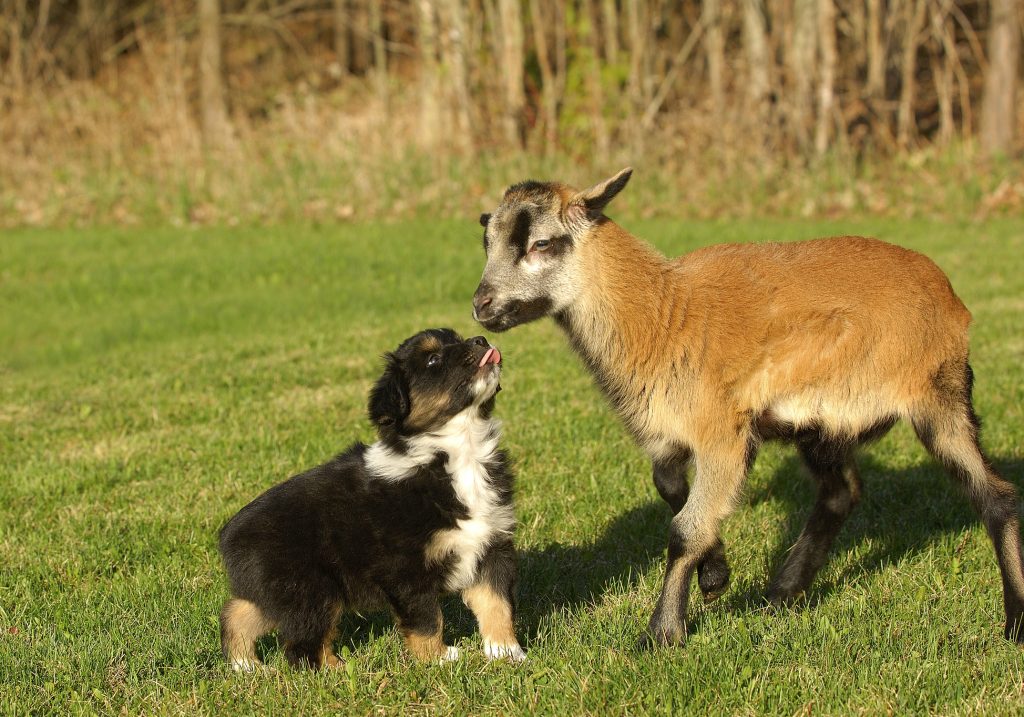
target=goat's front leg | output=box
[653,451,732,602]
[644,440,748,647]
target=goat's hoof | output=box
[765,584,803,608]
[1005,617,1024,643]
[636,619,688,650]
[697,558,731,601]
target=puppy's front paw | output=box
[483,640,526,662]
[440,646,462,663]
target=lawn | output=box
[2,217,1023,715]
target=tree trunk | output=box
[897,0,927,148]
[417,0,441,147]
[601,0,619,65]
[702,0,725,124]
[815,0,837,155]
[866,0,885,97]
[790,0,817,151]
[369,0,388,108]
[498,0,526,146]
[980,0,1020,154]
[529,0,559,154]
[581,0,610,155]
[440,0,472,150]
[742,0,770,113]
[333,0,349,69]
[351,0,371,75]
[198,0,231,150]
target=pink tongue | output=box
[478,347,501,367]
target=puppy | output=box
[218,328,524,670]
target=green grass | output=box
[2,217,1023,715]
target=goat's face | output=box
[473,168,632,332]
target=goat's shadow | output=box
[718,453,1024,614]
[324,451,1023,653]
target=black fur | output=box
[218,329,517,667]
[508,209,532,259]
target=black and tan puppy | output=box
[218,329,524,670]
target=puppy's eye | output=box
[531,239,551,252]
[426,353,442,367]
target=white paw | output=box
[483,640,526,662]
[440,646,461,663]
[229,657,260,673]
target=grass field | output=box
[2,217,1023,715]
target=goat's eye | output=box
[531,239,551,252]
[426,353,442,367]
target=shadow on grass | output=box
[321,452,1022,654]
[714,452,1024,616]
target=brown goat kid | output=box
[472,168,1024,646]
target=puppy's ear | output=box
[368,357,409,433]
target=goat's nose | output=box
[472,286,494,315]
[468,335,489,348]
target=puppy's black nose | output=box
[468,336,488,348]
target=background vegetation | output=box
[0,0,1021,226]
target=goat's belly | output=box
[765,390,903,438]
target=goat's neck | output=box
[555,222,677,381]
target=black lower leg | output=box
[975,484,1024,642]
[767,439,858,604]
[642,529,700,649]
[284,639,325,669]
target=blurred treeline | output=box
[1,0,1021,226]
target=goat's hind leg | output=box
[653,453,731,602]
[765,435,862,605]
[913,362,1024,642]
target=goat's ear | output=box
[367,356,409,433]
[570,167,633,219]
[479,212,491,228]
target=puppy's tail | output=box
[220,598,275,672]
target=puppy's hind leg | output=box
[221,598,276,672]
[463,540,525,662]
[279,601,345,670]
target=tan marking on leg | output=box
[400,612,449,661]
[463,583,524,660]
[318,603,345,669]
[221,598,276,671]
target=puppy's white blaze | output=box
[424,408,513,591]
[365,402,513,592]
[483,640,526,662]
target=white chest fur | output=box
[365,409,515,591]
